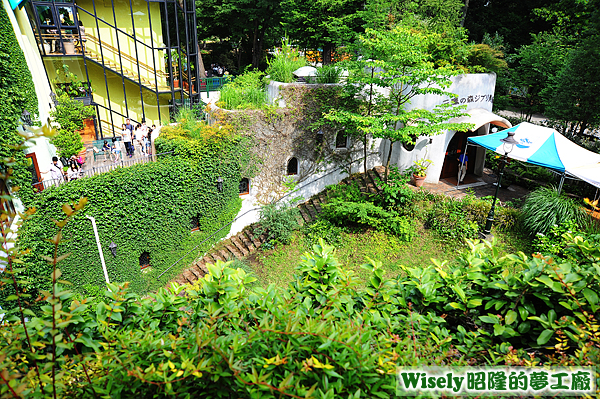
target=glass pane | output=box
[36,5,55,26]
[57,6,76,27]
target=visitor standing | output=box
[48,156,65,183]
[122,123,133,157]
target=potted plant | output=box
[409,158,432,188]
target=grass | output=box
[244,220,535,289]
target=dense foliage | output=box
[49,94,95,158]
[521,186,589,235]
[2,229,600,397]
[0,3,39,206]
[2,113,252,312]
[218,70,266,110]
[265,38,306,83]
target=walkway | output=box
[407,167,530,204]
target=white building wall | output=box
[383,73,497,183]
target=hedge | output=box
[0,3,39,206]
[3,121,252,310]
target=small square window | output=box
[239,178,250,195]
[139,251,151,270]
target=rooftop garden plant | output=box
[265,37,306,83]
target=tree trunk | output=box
[322,43,333,65]
[364,68,375,175]
[385,140,394,183]
[197,43,206,79]
[363,134,368,175]
[251,23,265,69]
[460,0,470,27]
[578,119,589,137]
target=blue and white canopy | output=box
[468,122,600,189]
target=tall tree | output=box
[508,33,567,121]
[195,0,282,69]
[326,24,471,180]
[281,0,364,64]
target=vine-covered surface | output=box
[0,3,39,206]
[3,117,252,310]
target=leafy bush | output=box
[425,197,480,240]
[321,200,416,241]
[398,236,600,355]
[325,179,370,203]
[521,186,588,235]
[218,70,266,110]
[254,202,301,245]
[302,218,346,248]
[50,93,95,158]
[375,168,415,210]
[265,37,306,83]
[315,64,344,83]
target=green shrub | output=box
[425,198,479,240]
[321,200,416,241]
[375,167,415,210]
[302,218,346,248]
[521,186,588,235]
[50,93,95,158]
[254,202,301,245]
[325,179,370,203]
[265,37,306,83]
[315,64,344,83]
[218,70,266,110]
[398,235,600,355]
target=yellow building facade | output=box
[28,0,201,138]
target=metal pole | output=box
[85,215,110,284]
[558,172,566,194]
[482,154,507,236]
[457,140,469,187]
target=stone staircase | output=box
[170,167,387,286]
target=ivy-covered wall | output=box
[3,119,250,309]
[0,3,39,205]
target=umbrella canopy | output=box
[293,66,317,77]
[468,122,600,189]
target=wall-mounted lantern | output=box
[21,109,32,126]
[216,176,223,193]
[109,241,117,258]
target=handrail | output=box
[85,34,168,79]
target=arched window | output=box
[239,178,250,195]
[316,130,324,146]
[335,131,348,148]
[287,157,298,175]
[190,216,199,231]
[139,251,151,270]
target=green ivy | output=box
[0,3,39,206]
[3,119,253,311]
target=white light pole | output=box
[85,216,110,284]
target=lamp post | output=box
[482,130,519,237]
